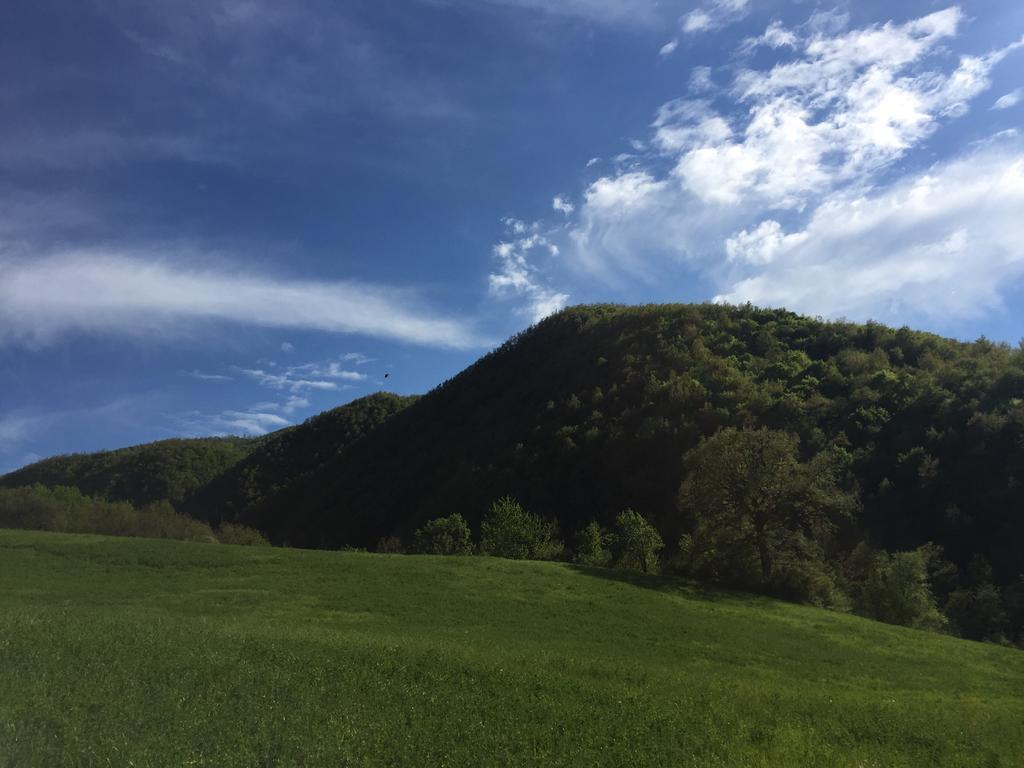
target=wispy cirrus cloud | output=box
[238,357,369,393]
[443,0,689,26]
[488,218,569,324]
[181,370,233,382]
[341,352,375,365]
[103,0,466,122]
[0,249,484,349]
[993,89,1022,110]
[0,394,164,472]
[683,0,750,35]
[175,408,291,437]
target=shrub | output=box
[0,485,218,543]
[375,535,405,554]
[573,520,612,567]
[480,496,562,561]
[414,513,473,555]
[859,548,946,630]
[216,522,271,546]
[944,584,1007,642]
[613,509,663,573]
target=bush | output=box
[944,584,1007,642]
[216,522,271,546]
[613,509,663,573]
[859,548,946,630]
[0,485,218,544]
[480,496,562,561]
[414,513,473,555]
[375,535,405,554]
[573,521,612,567]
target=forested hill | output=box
[0,393,416,516]
[217,304,1023,592]
[183,392,417,522]
[0,437,255,509]
[5,304,1024,606]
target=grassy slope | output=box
[2,529,1022,768]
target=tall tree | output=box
[679,428,854,594]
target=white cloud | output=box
[683,0,750,35]
[993,89,1022,110]
[0,413,39,448]
[725,220,808,265]
[565,6,1024,295]
[583,172,667,212]
[341,352,375,365]
[652,99,732,153]
[689,66,714,94]
[0,250,483,349]
[280,341,294,353]
[214,410,290,436]
[659,39,678,57]
[182,369,233,382]
[240,368,339,392]
[715,143,1024,322]
[288,361,368,381]
[683,10,712,34]
[552,195,575,215]
[238,355,368,399]
[282,395,310,414]
[743,20,798,52]
[489,228,569,323]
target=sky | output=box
[2,0,1024,471]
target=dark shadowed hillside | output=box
[183,392,417,523]
[210,304,1023,596]
[0,437,255,509]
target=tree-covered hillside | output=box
[183,392,417,523]
[232,305,1023,586]
[0,437,254,509]
[0,394,416,521]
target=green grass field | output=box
[2,529,1022,767]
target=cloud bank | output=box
[547,6,1024,327]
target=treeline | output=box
[393,488,1024,648]
[0,485,267,546]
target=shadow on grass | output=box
[566,562,783,610]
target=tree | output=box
[413,513,472,555]
[859,548,946,630]
[945,584,1007,642]
[678,428,854,594]
[573,520,612,567]
[480,496,562,560]
[614,509,664,573]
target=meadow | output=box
[1,528,1022,767]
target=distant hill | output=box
[0,436,255,509]
[0,393,415,518]
[183,392,417,524]
[5,303,1024,600]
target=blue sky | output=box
[2,0,1024,471]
